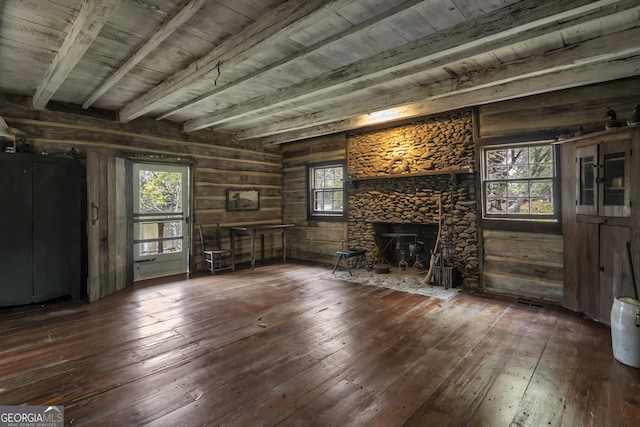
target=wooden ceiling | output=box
[1,0,639,144]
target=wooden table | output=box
[228,224,295,270]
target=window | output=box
[482,141,557,221]
[307,161,346,221]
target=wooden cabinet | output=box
[0,152,82,306]
[567,128,638,324]
[576,137,631,217]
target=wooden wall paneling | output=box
[561,141,578,310]
[282,134,346,264]
[1,94,283,275]
[477,76,640,138]
[87,152,102,302]
[482,230,563,302]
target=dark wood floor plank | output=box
[0,263,637,427]
[216,295,444,427]
[467,306,558,427]
[560,317,626,426]
[152,286,430,426]
[510,310,583,426]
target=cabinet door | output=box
[32,159,81,302]
[599,139,631,217]
[577,222,600,320]
[576,144,598,215]
[0,156,33,306]
[599,225,633,325]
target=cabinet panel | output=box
[0,153,81,306]
[600,139,631,217]
[576,144,598,215]
[0,157,33,305]
[32,159,81,301]
[599,225,633,324]
[576,138,631,218]
[577,222,600,320]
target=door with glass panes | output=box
[133,163,190,281]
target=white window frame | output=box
[307,161,346,221]
[481,140,558,221]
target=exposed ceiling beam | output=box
[235,23,640,140]
[246,52,640,144]
[183,0,630,133]
[119,0,360,123]
[82,0,207,109]
[155,0,426,121]
[32,0,120,110]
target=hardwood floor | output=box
[1,262,638,426]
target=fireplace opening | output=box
[373,222,439,268]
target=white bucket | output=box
[610,297,640,368]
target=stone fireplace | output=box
[345,112,479,288]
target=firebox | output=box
[373,222,439,268]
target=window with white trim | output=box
[307,162,346,221]
[481,141,557,221]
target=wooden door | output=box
[87,152,129,302]
[132,163,190,281]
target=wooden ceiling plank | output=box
[82,0,207,109]
[155,0,426,121]
[183,0,631,133]
[119,0,361,123]
[31,0,121,110]
[236,26,640,141]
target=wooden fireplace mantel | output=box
[344,167,474,184]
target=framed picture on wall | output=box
[226,189,259,211]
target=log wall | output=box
[0,94,283,274]
[282,134,347,264]
[477,76,640,305]
[482,230,563,303]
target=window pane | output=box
[314,191,324,210]
[531,181,552,198]
[486,198,507,214]
[507,147,528,165]
[508,198,529,214]
[507,181,529,198]
[333,190,343,210]
[530,198,553,214]
[531,162,553,178]
[487,182,507,198]
[509,164,530,179]
[139,170,182,213]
